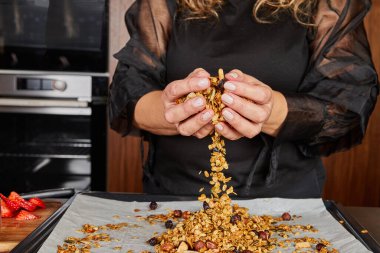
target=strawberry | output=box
[29,197,46,209]
[8,191,22,201]
[12,198,37,212]
[8,191,37,212]
[0,193,20,212]
[1,199,14,218]
[15,210,39,221]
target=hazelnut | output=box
[182,211,191,219]
[281,212,291,221]
[206,240,217,249]
[147,237,158,246]
[165,220,174,229]
[316,243,326,251]
[160,242,174,251]
[149,201,158,210]
[177,241,189,252]
[258,230,270,240]
[173,210,182,218]
[203,201,210,210]
[193,240,206,251]
[230,214,241,225]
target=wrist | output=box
[262,91,288,137]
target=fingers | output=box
[220,108,262,139]
[222,79,272,105]
[225,69,260,85]
[215,122,243,141]
[165,96,206,124]
[176,109,214,136]
[163,69,210,103]
[193,123,214,139]
[221,93,271,123]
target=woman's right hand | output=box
[162,68,215,139]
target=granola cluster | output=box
[149,197,337,253]
[177,69,234,198]
[57,223,135,253]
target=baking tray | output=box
[10,192,380,253]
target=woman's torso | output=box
[144,0,325,197]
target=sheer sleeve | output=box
[276,0,379,156]
[108,0,174,136]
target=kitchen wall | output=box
[107,0,380,206]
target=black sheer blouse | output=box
[108,0,378,197]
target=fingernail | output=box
[198,78,209,88]
[222,110,234,120]
[201,111,212,121]
[192,97,204,107]
[224,82,236,91]
[229,72,238,78]
[222,94,233,105]
[216,123,223,131]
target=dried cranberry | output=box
[203,201,210,210]
[165,220,174,229]
[230,214,241,225]
[147,237,158,246]
[149,201,158,210]
[316,243,326,251]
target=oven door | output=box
[0,102,92,194]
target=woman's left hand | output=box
[215,69,287,140]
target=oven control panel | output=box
[17,78,67,91]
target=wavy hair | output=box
[177,0,317,25]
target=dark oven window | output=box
[0,113,91,193]
[0,0,108,72]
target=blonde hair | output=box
[177,0,316,25]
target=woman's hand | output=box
[215,69,288,140]
[162,68,215,138]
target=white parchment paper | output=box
[38,194,371,253]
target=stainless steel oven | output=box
[0,72,107,193]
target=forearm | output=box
[262,91,288,137]
[133,91,179,135]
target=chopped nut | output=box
[182,211,191,220]
[177,241,189,252]
[173,210,183,218]
[193,240,206,251]
[161,242,174,252]
[206,240,217,249]
[295,242,311,249]
[281,212,292,221]
[258,230,270,240]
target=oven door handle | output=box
[0,106,91,115]
[0,98,91,115]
